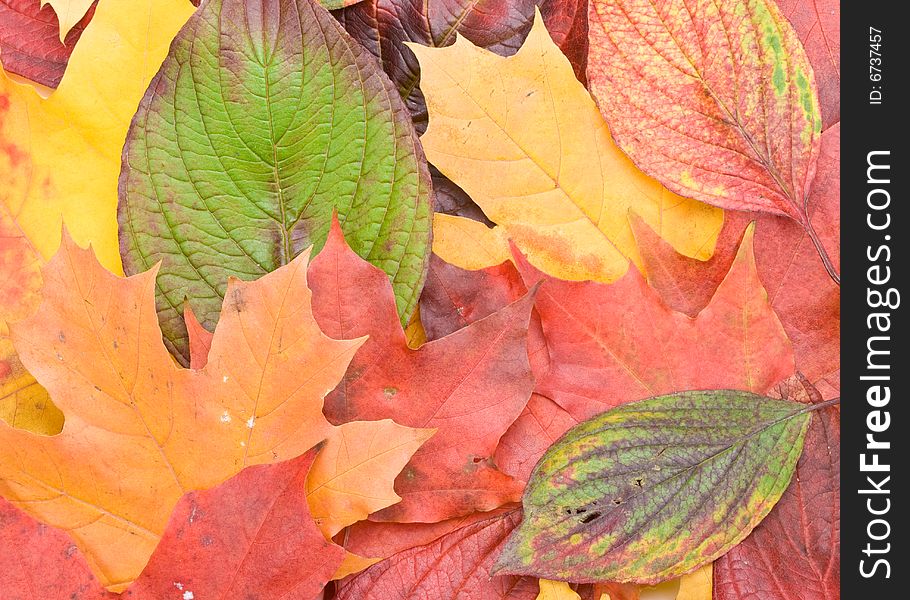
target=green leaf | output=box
[494,390,815,583]
[318,0,365,8]
[119,0,432,363]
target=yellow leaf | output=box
[537,579,582,600]
[0,0,195,272]
[676,564,712,600]
[42,0,96,40]
[0,136,62,434]
[404,308,428,348]
[411,11,723,282]
[307,420,434,538]
[432,213,512,271]
[0,0,195,433]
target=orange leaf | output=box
[0,234,363,589]
[306,420,434,538]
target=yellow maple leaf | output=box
[0,204,62,433]
[0,0,194,271]
[410,10,723,281]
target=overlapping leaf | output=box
[415,13,723,283]
[0,235,363,588]
[0,0,193,271]
[587,0,835,279]
[0,450,346,599]
[634,124,840,397]
[0,0,95,88]
[0,196,61,433]
[775,0,839,129]
[333,0,588,132]
[337,511,538,600]
[0,0,196,433]
[41,0,94,39]
[714,377,839,600]
[495,391,813,583]
[310,221,535,522]
[518,225,795,421]
[119,0,433,364]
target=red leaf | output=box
[183,303,213,370]
[634,124,840,398]
[128,449,343,599]
[340,508,518,560]
[421,254,527,341]
[336,511,538,600]
[0,500,112,599]
[494,393,578,482]
[714,376,840,600]
[420,254,550,380]
[0,449,344,599]
[586,0,836,281]
[0,0,96,88]
[516,225,795,422]
[775,0,840,129]
[309,220,535,522]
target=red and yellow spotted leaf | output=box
[587,0,835,280]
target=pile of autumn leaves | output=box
[1,0,839,599]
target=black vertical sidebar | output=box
[841,1,906,597]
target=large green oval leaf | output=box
[119,0,432,363]
[494,390,815,583]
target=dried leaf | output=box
[633,125,839,398]
[432,214,512,273]
[1,0,193,433]
[677,565,712,600]
[0,0,191,271]
[0,200,62,434]
[538,580,582,600]
[495,393,578,483]
[414,13,723,282]
[183,304,213,371]
[306,420,434,538]
[0,450,346,599]
[41,0,94,39]
[0,498,110,599]
[119,0,433,364]
[0,234,362,589]
[495,391,813,583]
[775,0,839,129]
[310,220,535,522]
[128,450,344,599]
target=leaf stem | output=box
[799,397,840,414]
[803,213,840,286]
